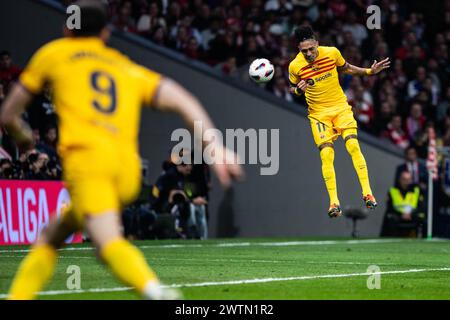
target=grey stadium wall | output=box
[0,0,404,237]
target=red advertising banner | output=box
[0,180,82,245]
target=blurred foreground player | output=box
[289,26,390,218]
[0,0,243,300]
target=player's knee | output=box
[319,144,334,162]
[345,137,360,154]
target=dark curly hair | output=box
[294,25,316,43]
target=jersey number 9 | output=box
[90,71,117,114]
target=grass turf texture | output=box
[0,238,449,300]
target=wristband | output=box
[365,68,373,75]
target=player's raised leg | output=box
[8,208,79,300]
[319,142,342,218]
[342,129,377,209]
[85,212,180,300]
[309,116,342,217]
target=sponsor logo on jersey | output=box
[315,72,332,82]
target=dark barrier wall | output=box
[1,0,404,237]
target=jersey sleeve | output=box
[333,47,346,67]
[19,44,54,94]
[137,66,163,107]
[288,62,301,85]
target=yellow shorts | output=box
[61,147,141,228]
[308,106,358,147]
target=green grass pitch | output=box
[1,238,449,300]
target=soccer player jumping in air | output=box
[0,0,243,299]
[289,26,390,218]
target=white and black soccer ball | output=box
[248,58,275,84]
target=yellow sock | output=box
[8,244,57,300]
[345,138,372,196]
[320,146,339,205]
[101,238,158,294]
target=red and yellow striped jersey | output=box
[289,46,349,115]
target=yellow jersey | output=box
[289,46,349,115]
[19,37,161,156]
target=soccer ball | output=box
[249,58,275,84]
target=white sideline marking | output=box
[0,255,408,266]
[0,255,402,265]
[0,238,425,254]
[306,261,398,266]
[1,267,449,298]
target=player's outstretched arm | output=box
[338,57,390,76]
[152,78,244,188]
[0,83,34,150]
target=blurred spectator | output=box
[37,126,58,161]
[342,11,367,46]
[27,86,56,133]
[111,0,137,33]
[437,87,450,123]
[0,158,14,179]
[192,3,212,32]
[384,115,410,149]
[136,2,166,36]
[394,146,428,191]
[373,101,394,135]
[348,85,374,132]
[265,0,293,13]
[0,51,22,91]
[381,170,426,238]
[407,66,428,100]
[151,26,169,46]
[25,152,49,180]
[414,121,437,159]
[403,44,426,79]
[183,36,204,60]
[388,59,408,91]
[405,102,426,141]
[184,163,211,239]
[271,75,293,102]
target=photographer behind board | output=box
[151,150,209,239]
